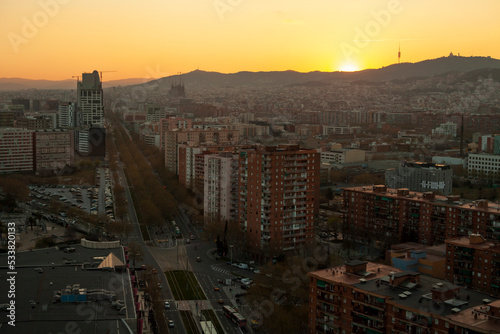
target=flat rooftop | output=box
[309,262,401,285]
[343,185,500,213]
[355,273,494,318]
[0,245,135,334]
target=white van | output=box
[238,263,248,270]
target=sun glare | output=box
[338,62,360,72]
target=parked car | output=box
[168,320,174,327]
[164,301,170,309]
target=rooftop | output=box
[0,245,135,334]
[343,185,500,213]
[356,271,494,318]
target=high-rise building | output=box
[76,71,105,157]
[238,145,320,260]
[77,71,103,127]
[342,186,500,253]
[204,153,239,223]
[58,102,76,128]
[0,128,34,173]
[308,261,500,334]
[385,161,453,195]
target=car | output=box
[152,268,157,274]
[217,299,224,304]
[157,283,162,289]
[190,234,195,240]
[168,320,174,327]
[186,239,190,244]
[214,287,220,291]
[164,301,170,309]
[196,257,201,262]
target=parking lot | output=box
[26,168,116,223]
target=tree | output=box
[127,241,144,268]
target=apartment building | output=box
[159,116,192,149]
[0,128,34,173]
[238,145,320,260]
[178,144,202,189]
[309,261,500,334]
[342,186,500,253]
[35,129,74,172]
[164,128,239,174]
[445,234,500,297]
[203,153,239,223]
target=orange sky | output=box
[1,0,499,80]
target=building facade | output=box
[35,129,74,172]
[309,261,500,334]
[320,149,365,165]
[58,102,76,128]
[164,128,239,174]
[343,186,500,253]
[385,161,453,195]
[445,234,500,297]
[203,153,239,223]
[0,128,34,173]
[238,145,320,259]
[77,71,103,127]
[467,153,500,178]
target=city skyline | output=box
[1,0,499,80]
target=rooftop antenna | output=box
[398,42,401,64]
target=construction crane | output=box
[72,75,80,82]
[99,70,117,81]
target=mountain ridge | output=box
[1,56,500,91]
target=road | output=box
[114,156,184,333]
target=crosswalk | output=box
[211,265,231,275]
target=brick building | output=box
[164,128,239,174]
[238,145,320,260]
[342,186,500,254]
[445,234,500,297]
[308,261,500,334]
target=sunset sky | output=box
[1,0,499,80]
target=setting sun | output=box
[338,62,360,72]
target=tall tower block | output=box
[398,43,401,64]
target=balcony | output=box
[351,319,384,334]
[352,296,385,311]
[315,324,339,334]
